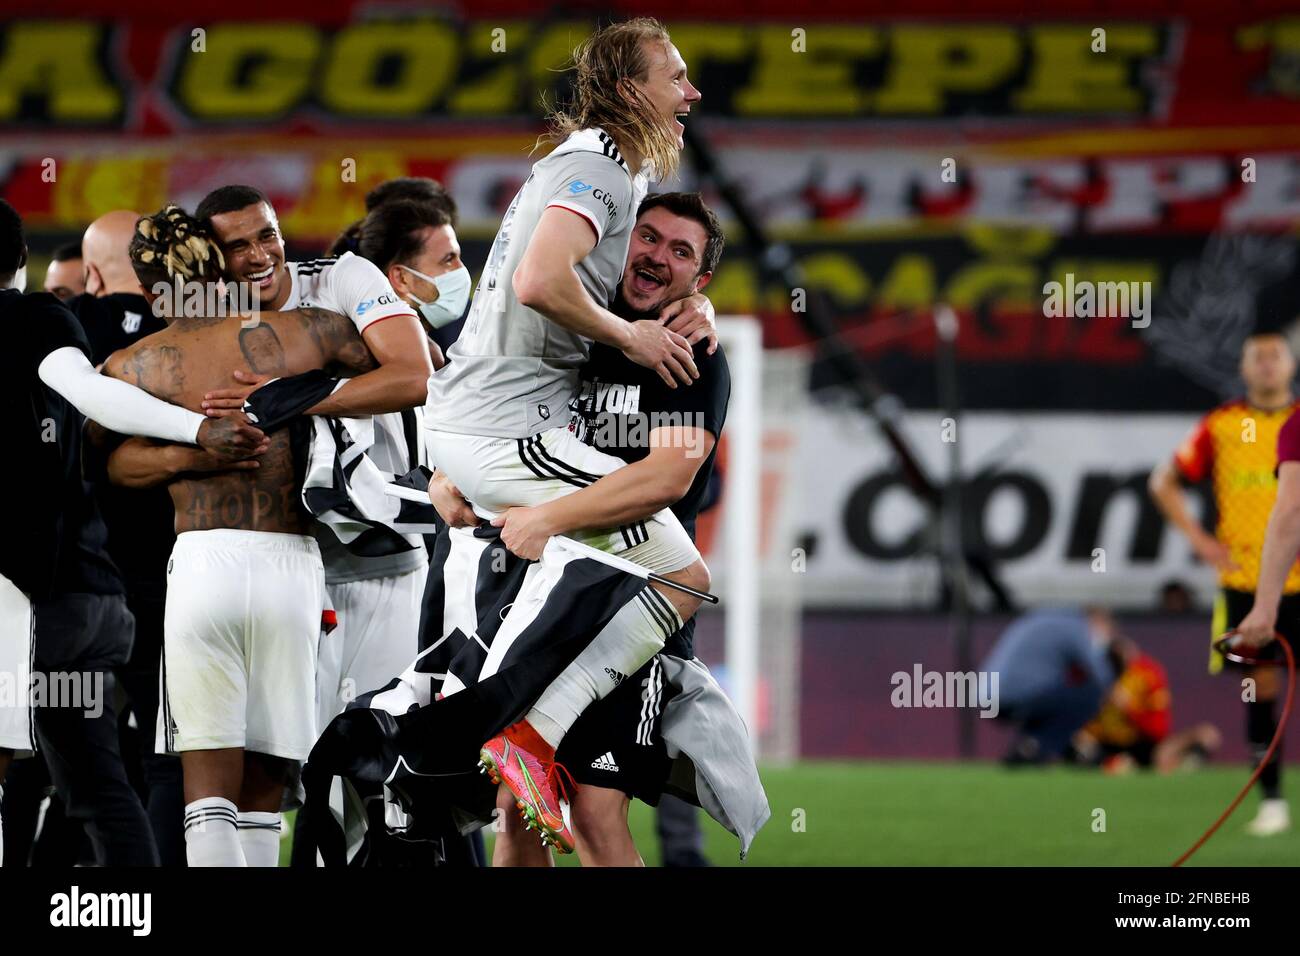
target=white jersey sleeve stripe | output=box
[545,200,604,244]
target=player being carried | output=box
[423,18,713,853]
[89,205,380,866]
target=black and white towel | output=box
[303,523,770,864]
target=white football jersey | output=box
[279,253,428,583]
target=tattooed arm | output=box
[201,306,390,418]
[97,345,269,477]
[304,311,427,415]
[101,435,266,489]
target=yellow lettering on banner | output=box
[321,22,457,115]
[874,26,1019,114]
[0,22,120,121]
[700,261,759,315]
[798,252,872,308]
[53,157,169,225]
[1015,25,1159,112]
[734,26,878,115]
[1238,19,1300,96]
[663,23,749,83]
[963,225,1056,259]
[177,24,319,119]
[665,23,749,65]
[1237,17,1300,54]
[877,255,936,310]
[1057,260,1159,292]
[527,23,596,103]
[450,22,532,114]
[281,152,410,238]
[943,261,1038,309]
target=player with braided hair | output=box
[84,203,384,866]
[129,204,227,287]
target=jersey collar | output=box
[550,127,634,175]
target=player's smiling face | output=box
[620,206,710,313]
[631,40,700,150]
[207,201,288,310]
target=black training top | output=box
[567,338,731,657]
[70,292,174,598]
[3,289,122,600]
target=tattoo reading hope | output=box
[184,484,296,528]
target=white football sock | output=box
[237,811,283,868]
[527,588,682,747]
[184,797,245,867]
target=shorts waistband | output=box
[173,529,321,555]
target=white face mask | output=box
[399,263,471,329]
[11,263,26,292]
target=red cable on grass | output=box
[1172,631,1295,867]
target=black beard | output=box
[611,285,664,323]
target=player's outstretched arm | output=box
[202,304,425,418]
[491,427,714,560]
[41,345,206,445]
[305,312,429,416]
[45,344,269,463]
[91,431,266,490]
[514,208,697,388]
[1239,461,1300,645]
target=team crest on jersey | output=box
[121,311,142,334]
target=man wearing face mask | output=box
[308,197,469,753]
[357,199,471,360]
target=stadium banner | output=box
[0,7,1297,129]
[785,408,1221,610]
[8,143,1300,236]
[5,139,1296,413]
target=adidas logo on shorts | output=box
[590,751,620,772]
[604,667,626,686]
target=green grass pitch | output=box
[283,761,1300,866]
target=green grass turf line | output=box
[282,761,1300,867]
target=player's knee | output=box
[572,797,628,852]
[678,559,710,595]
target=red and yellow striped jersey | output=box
[1173,398,1300,593]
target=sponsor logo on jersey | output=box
[604,667,626,685]
[121,310,142,334]
[590,187,619,222]
[590,751,620,772]
[538,403,550,420]
[356,292,397,316]
[567,180,593,195]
